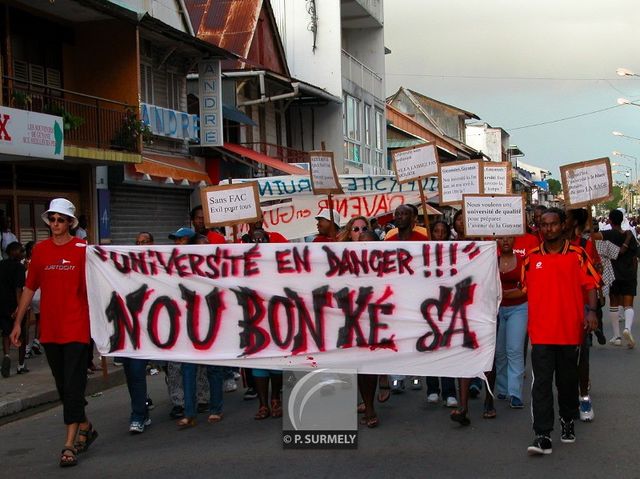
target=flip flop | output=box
[482,407,497,419]
[377,386,391,403]
[357,402,366,414]
[207,413,223,424]
[450,408,470,426]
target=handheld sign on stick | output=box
[560,157,613,208]
[200,182,262,240]
[310,148,342,239]
[392,143,440,237]
[462,194,526,238]
[438,160,483,206]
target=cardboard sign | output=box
[439,160,483,205]
[309,151,343,194]
[462,194,526,238]
[483,162,512,195]
[560,158,613,207]
[87,241,499,377]
[200,182,261,227]
[392,143,440,184]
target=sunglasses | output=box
[352,226,368,232]
[48,215,68,224]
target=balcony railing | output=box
[2,76,140,153]
[341,50,384,100]
[240,142,310,164]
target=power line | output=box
[508,105,621,131]
[385,72,635,81]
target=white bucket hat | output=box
[41,198,79,229]
[315,209,342,227]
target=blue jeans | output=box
[182,363,224,418]
[121,357,148,423]
[495,302,528,400]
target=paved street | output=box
[1,319,638,479]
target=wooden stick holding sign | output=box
[310,148,343,239]
[200,182,262,237]
[462,193,526,238]
[560,157,613,208]
[391,142,440,238]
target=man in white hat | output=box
[313,209,341,243]
[10,198,98,468]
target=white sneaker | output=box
[427,393,439,404]
[579,396,594,422]
[623,329,636,349]
[223,378,237,393]
[445,396,459,408]
[609,336,622,346]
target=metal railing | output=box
[240,142,310,164]
[341,50,384,100]
[2,76,140,153]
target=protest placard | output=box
[200,182,261,227]
[560,157,613,207]
[309,151,343,195]
[483,162,511,195]
[87,241,499,377]
[438,160,483,205]
[462,194,526,237]
[392,143,440,184]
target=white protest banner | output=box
[439,160,483,205]
[0,106,64,160]
[200,182,261,227]
[482,162,511,195]
[256,190,433,240]
[560,157,612,208]
[392,143,440,184]
[87,242,499,377]
[220,175,440,200]
[309,151,343,194]
[462,194,526,238]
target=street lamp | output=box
[612,151,638,183]
[616,67,640,77]
[612,130,640,142]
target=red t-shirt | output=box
[384,227,429,241]
[267,231,288,243]
[522,241,599,345]
[512,233,540,260]
[313,235,335,243]
[25,238,90,344]
[207,231,227,244]
[500,254,527,307]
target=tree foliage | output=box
[547,178,562,195]
[601,185,623,211]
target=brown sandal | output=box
[207,413,223,423]
[59,447,78,468]
[74,423,98,454]
[271,399,283,418]
[177,417,196,429]
[254,405,270,420]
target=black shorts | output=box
[610,279,637,297]
[0,315,12,337]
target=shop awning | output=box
[222,104,257,126]
[221,143,309,176]
[134,153,210,184]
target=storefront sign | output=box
[198,60,223,146]
[560,157,612,207]
[462,194,526,238]
[439,161,482,206]
[140,103,198,141]
[0,106,63,160]
[392,143,439,184]
[86,241,499,377]
[201,182,261,227]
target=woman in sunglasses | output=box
[10,198,97,468]
[337,216,372,242]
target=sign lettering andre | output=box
[199,60,223,147]
[140,103,198,141]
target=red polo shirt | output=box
[522,240,599,345]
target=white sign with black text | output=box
[392,143,439,184]
[462,194,525,238]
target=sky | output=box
[383,0,640,180]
